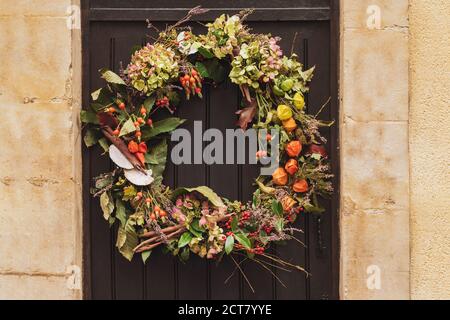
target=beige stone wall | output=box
[409,0,450,300]
[0,1,82,299]
[340,0,410,299]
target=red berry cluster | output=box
[238,211,251,226]
[253,247,265,255]
[226,231,234,237]
[156,96,170,108]
[180,69,202,100]
[225,217,233,230]
[263,225,273,234]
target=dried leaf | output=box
[236,100,257,130]
[97,112,119,129]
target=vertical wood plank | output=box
[89,22,113,299]
[208,80,241,300]
[305,23,333,300]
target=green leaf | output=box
[141,250,152,264]
[119,118,136,137]
[91,87,113,106]
[178,232,193,248]
[195,62,209,78]
[115,198,127,226]
[145,139,168,177]
[116,220,139,261]
[100,192,114,221]
[95,175,112,189]
[303,203,325,213]
[141,117,186,140]
[179,247,190,262]
[122,185,137,201]
[188,219,204,238]
[99,68,126,85]
[271,200,284,217]
[143,96,156,113]
[80,110,99,124]
[275,218,284,233]
[197,46,214,59]
[234,233,251,250]
[172,186,225,208]
[230,216,238,231]
[83,128,99,147]
[202,59,227,83]
[98,138,109,153]
[225,235,234,254]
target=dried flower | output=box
[286,140,302,157]
[293,179,309,193]
[272,168,288,186]
[282,117,297,133]
[285,159,299,175]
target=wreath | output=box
[82,7,333,284]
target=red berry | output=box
[118,102,125,110]
[112,129,120,136]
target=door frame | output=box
[80,0,340,300]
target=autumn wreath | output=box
[82,7,333,281]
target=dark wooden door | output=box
[82,0,340,300]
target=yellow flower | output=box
[277,105,293,121]
[293,92,305,110]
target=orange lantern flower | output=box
[128,140,139,153]
[284,159,299,175]
[281,196,297,212]
[272,168,288,186]
[293,179,309,193]
[286,140,302,157]
[282,117,297,133]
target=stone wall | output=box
[409,0,450,300]
[0,1,82,299]
[340,0,410,299]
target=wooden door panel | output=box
[82,0,339,300]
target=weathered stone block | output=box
[0,17,71,103]
[0,102,74,180]
[0,274,79,300]
[0,180,77,273]
[341,209,410,299]
[342,119,409,211]
[342,29,408,122]
[342,0,409,30]
[0,1,72,17]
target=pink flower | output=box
[199,216,207,226]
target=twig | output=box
[260,253,309,276]
[314,96,331,118]
[290,32,298,56]
[224,257,248,284]
[101,126,147,174]
[230,255,255,293]
[135,228,185,253]
[251,257,287,288]
[134,227,185,252]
